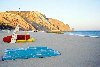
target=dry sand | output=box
[0,31,100,67]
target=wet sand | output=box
[0,31,100,67]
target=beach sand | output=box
[0,31,100,67]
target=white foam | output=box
[66,32,100,38]
[89,36,99,38]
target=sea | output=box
[65,31,100,38]
[0,30,100,38]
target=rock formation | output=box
[0,11,71,32]
[0,12,35,30]
[48,18,71,31]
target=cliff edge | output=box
[0,11,71,32]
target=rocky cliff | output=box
[0,11,71,32]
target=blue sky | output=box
[0,0,100,30]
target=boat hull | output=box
[3,35,34,43]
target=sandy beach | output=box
[0,31,100,67]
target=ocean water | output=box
[0,30,100,38]
[65,31,100,38]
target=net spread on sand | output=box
[2,47,61,60]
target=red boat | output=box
[3,35,30,43]
[3,25,35,43]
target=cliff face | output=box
[0,11,71,31]
[0,12,35,30]
[48,18,71,31]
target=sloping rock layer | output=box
[0,11,71,32]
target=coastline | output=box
[0,31,100,67]
[65,31,100,38]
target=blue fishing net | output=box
[2,47,61,60]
